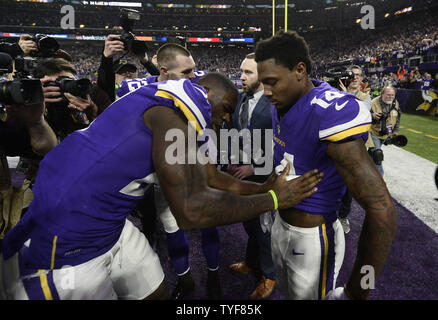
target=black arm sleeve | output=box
[0,42,24,59]
[140,60,160,76]
[0,122,41,159]
[97,51,116,102]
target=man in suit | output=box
[228,53,276,300]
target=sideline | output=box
[381,145,438,233]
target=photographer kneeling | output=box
[16,58,98,209]
[0,99,57,241]
[369,86,402,176]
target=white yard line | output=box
[381,145,438,233]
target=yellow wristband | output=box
[268,189,278,211]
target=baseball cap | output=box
[114,60,138,74]
[55,49,73,62]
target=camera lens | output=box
[36,35,60,57]
[0,79,43,106]
[58,78,92,99]
[76,79,92,95]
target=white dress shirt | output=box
[239,89,265,125]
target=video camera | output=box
[30,34,60,58]
[43,76,92,102]
[367,134,407,167]
[383,134,408,147]
[119,8,148,56]
[326,68,355,90]
[0,52,43,107]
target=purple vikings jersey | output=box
[422,78,432,91]
[116,75,158,99]
[3,79,211,270]
[116,71,207,100]
[193,70,207,82]
[272,80,371,224]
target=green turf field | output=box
[398,113,438,164]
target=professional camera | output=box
[43,76,92,102]
[14,56,38,78]
[0,52,43,107]
[0,52,13,74]
[326,68,355,90]
[119,8,148,56]
[368,148,384,166]
[383,134,408,147]
[30,34,60,58]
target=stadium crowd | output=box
[4,2,436,89]
[44,3,436,92]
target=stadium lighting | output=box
[80,24,85,28]
[385,13,390,18]
[356,19,361,24]
[105,26,109,29]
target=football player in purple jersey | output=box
[255,30,397,300]
[115,43,206,100]
[117,43,220,299]
[1,70,323,300]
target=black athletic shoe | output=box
[171,271,195,300]
[206,269,222,300]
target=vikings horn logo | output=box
[416,89,438,116]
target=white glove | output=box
[324,287,349,300]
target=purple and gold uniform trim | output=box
[22,235,60,300]
[155,90,205,135]
[321,124,371,142]
[318,223,336,299]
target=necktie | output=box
[240,94,253,129]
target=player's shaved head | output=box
[197,72,238,98]
[197,72,238,128]
[157,43,191,69]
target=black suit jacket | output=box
[229,92,273,183]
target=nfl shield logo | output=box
[277,125,281,135]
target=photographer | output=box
[369,86,402,176]
[0,100,57,240]
[34,58,98,140]
[97,34,158,102]
[1,103,56,158]
[0,34,37,59]
[339,65,372,109]
[15,58,102,211]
